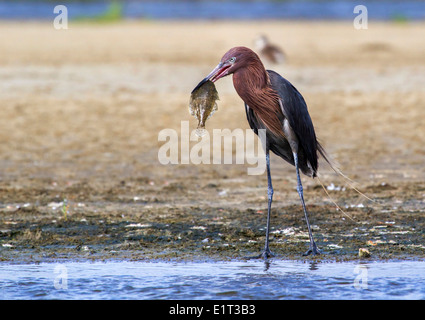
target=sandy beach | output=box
[0,20,424,262]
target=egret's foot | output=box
[303,242,321,256]
[260,249,275,259]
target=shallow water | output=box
[1,1,425,20]
[1,260,424,300]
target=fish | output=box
[189,80,219,137]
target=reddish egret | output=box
[194,46,330,258]
[255,35,285,64]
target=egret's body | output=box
[196,46,329,257]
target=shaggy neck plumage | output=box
[232,60,283,137]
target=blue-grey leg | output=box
[262,151,274,258]
[293,152,320,256]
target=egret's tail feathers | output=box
[317,142,376,204]
[316,176,355,221]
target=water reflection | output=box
[309,262,319,271]
[0,260,424,299]
[263,259,271,272]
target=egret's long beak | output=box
[191,62,231,94]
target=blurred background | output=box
[0,0,424,273]
[1,0,425,21]
[0,0,424,248]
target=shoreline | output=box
[0,20,424,263]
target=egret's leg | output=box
[293,152,320,256]
[262,151,274,258]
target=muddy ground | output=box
[0,21,424,263]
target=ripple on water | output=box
[0,260,424,300]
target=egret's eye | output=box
[229,57,236,63]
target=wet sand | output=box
[0,20,424,263]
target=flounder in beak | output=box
[189,80,219,137]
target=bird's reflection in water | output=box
[309,262,319,271]
[263,259,271,272]
[261,259,319,272]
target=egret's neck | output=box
[232,62,283,136]
[232,61,269,102]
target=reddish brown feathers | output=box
[223,47,284,137]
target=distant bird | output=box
[194,46,330,258]
[255,35,285,64]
